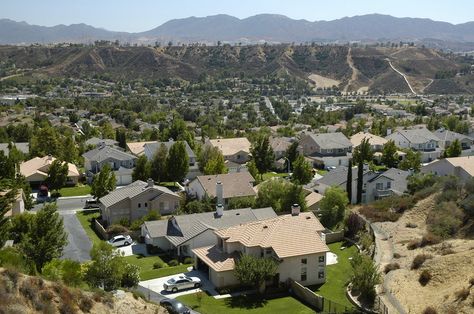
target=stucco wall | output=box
[278,253,326,286]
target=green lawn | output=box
[316,169,328,176]
[59,185,91,197]
[262,172,288,181]
[124,255,192,281]
[75,210,102,246]
[310,241,358,309]
[177,293,314,314]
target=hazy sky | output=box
[2,0,474,32]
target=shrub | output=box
[118,218,130,227]
[183,257,193,264]
[436,189,459,203]
[40,290,54,302]
[407,240,421,250]
[106,224,129,236]
[411,254,432,270]
[393,253,401,259]
[19,282,37,300]
[59,299,77,314]
[78,295,94,313]
[153,261,164,269]
[438,243,455,256]
[423,306,437,314]
[427,202,464,238]
[413,186,438,202]
[345,212,365,238]
[121,264,140,288]
[469,277,474,287]
[454,288,470,301]
[420,233,441,247]
[168,259,179,267]
[419,270,432,286]
[3,268,20,287]
[384,263,400,274]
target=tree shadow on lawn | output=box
[224,294,268,310]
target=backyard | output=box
[177,293,314,314]
[124,255,193,281]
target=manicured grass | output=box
[262,172,288,181]
[59,185,91,197]
[310,241,358,309]
[177,292,314,314]
[316,169,328,176]
[75,210,102,246]
[124,255,192,281]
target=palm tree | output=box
[353,138,373,204]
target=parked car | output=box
[159,298,191,314]
[84,199,99,209]
[163,275,201,293]
[107,235,132,247]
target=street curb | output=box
[57,195,92,200]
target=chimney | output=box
[216,181,223,206]
[386,128,392,136]
[291,203,301,216]
[216,203,224,217]
[47,155,53,161]
[321,232,327,243]
[147,178,154,188]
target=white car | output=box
[163,275,201,293]
[107,235,132,247]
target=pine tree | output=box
[91,164,116,199]
[381,140,398,168]
[346,159,353,203]
[150,143,168,182]
[132,155,151,181]
[353,138,373,204]
[250,134,274,179]
[167,141,189,183]
[291,155,313,185]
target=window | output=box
[319,255,325,263]
[376,183,383,190]
[301,267,307,281]
[138,203,141,208]
[265,248,272,255]
[144,202,148,208]
[386,181,391,189]
[318,271,325,279]
[159,202,164,210]
[301,258,307,264]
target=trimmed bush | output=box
[411,254,432,270]
[168,259,179,267]
[153,261,164,269]
[419,270,432,286]
[183,257,193,264]
[106,224,129,237]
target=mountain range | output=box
[1,14,474,51]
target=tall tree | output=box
[199,145,227,175]
[61,135,77,163]
[234,254,278,293]
[346,159,353,203]
[255,179,306,213]
[132,155,151,181]
[0,188,17,246]
[381,140,399,168]
[291,155,313,185]
[319,186,348,229]
[250,134,274,179]
[150,143,168,182]
[167,141,189,183]
[399,150,421,172]
[0,151,16,180]
[20,203,68,271]
[285,142,300,171]
[115,128,127,150]
[45,160,69,193]
[353,138,373,204]
[444,139,462,158]
[85,242,126,291]
[91,164,116,199]
[350,253,381,303]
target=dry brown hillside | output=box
[0,268,166,314]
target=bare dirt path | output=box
[386,58,417,95]
[343,47,358,94]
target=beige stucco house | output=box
[193,208,329,289]
[206,138,251,164]
[20,155,80,186]
[421,156,474,182]
[99,179,181,226]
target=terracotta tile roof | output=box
[215,212,329,259]
[208,138,251,156]
[126,141,156,156]
[305,192,323,208]
[195,172,256,199]
[193,246,239,272]
[20,156,80,179]
[350,132,388,147]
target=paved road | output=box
[33,196,93,262]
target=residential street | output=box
[33,196,93,262]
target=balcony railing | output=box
[375,189,393,198]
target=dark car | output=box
[84,199,99,209]
[159,298,191,314]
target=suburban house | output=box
[0,142,29,156]
[304,189,324,211]
[433,128,474,155]
[386,127,441,163]
[313,166,409,204]
[20,156,80,187]
[187,172,256,207]
[126,141,156,156]
[300,132,352,168]
[141,206,277,257]
[206,138,251,164]
[269,136,299,170]
[224,160,248,173]
[421,156,474,182]
[85,137,118,148]
[143,140,200,179]
[99,179,181,226]
[350,132,388,152]
[83,143,137,185]
[0,189,26,217]
[192,207,330,289]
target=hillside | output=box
[2,14,474,51]
[1,44,471,94]
[0,268,166,314]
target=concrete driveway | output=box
[116,243,148,257]
[60,211,92,262]
[139,269,217,299]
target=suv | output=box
[163,275,201,293]
[84,199,99,209]
[107,235,132,247]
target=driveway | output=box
[60,210,92,262]
[139,269,217,299]
[116,243,148,257]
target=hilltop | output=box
[0,44,472,94]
